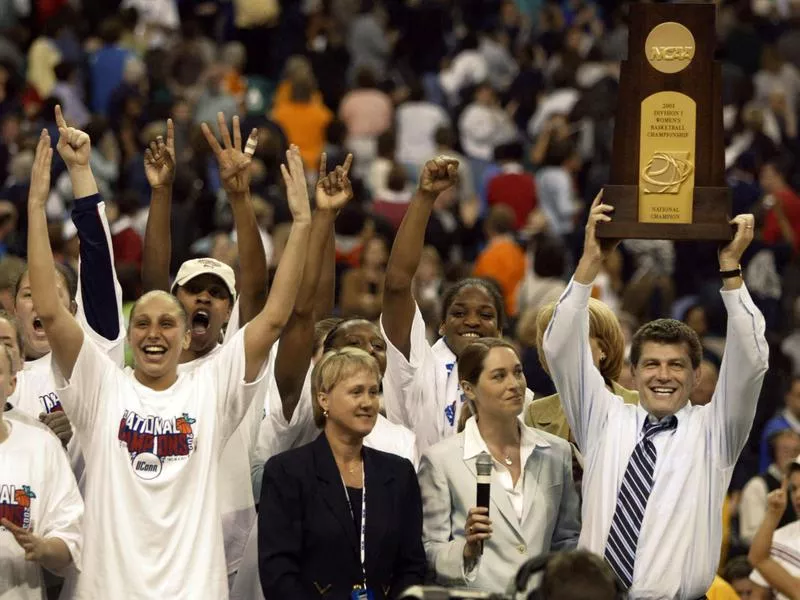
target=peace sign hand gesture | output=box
[201,112,258,196]
[144,119,176,189]
[316,153,353,211]
[54,105,90,169]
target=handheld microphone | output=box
[475,452,492,555]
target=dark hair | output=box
[326,119,347,146]
[461,32,479,51]
[387,163,407,192]
[532,234,566,279]
[322,317,378,354]
[493,141,525,163]
[486,204,516,235]
[54,61,76,82]
[543,137,578,167]
[540,551,619,600]
[314,317,344,355]
[376,130,396,159]
[441,278,506,331]
[291,79,313,102]
[434,126,455,148]
[14,264,78,303]
[721,556,753,583]
[99,17,124,45]
[630,319,703,370]
[457,337,519,387]
[355,67,377,89]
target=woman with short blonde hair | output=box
[259,346,425,599]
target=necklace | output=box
[348,460,363,474]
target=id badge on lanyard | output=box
[342,469,374,600]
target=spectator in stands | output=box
[367,129,396,198]
[760,159,800,252]
[472,204,525,317]
[88,18,134,116]
[486,141,537,231]
[271,78,333,171]
[531,550,621,600]
[748,460,800,599]
[339,67,393,172]
[722,556,771,600]
[544,196,767,597]
[535,137,582,241]
[259,348,426,599]
[340,235,388,321]
[760,377,800,472]
[438,32,488,108]
[51,61,89,128]
[372,163,413,231]
[396,79,450,177]
[346,1,395,85]
[105,190,142,270]
[418,338,580,593]
[741,427,800,545]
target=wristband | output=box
[719,266,742,279]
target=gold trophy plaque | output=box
[597,4,732,241]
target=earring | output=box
[323,409,329,418]
[599,352,606,362]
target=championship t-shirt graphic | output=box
[0,484,35,529]
[117,410,197,480]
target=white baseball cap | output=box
[171,258,237,299]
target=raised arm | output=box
[711,214,769,467]
[313,226,336,320]
[274,154,352,421]
[141,119,175,293]
[201,112,268,325]
[748,480,800,600]
[56,105,124,352]
[28,131,84,379]
[242,145,311,383]
[382,157,458,359]
[542,192,619,452]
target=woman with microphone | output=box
[259,347,426,599]
[418,338,580,594]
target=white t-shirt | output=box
[750,520,800,600]
[254,364,418,470]
[396,102,450,166]
[175,331,270,577]
[53,327,266,599]
[0,419,83,600]
[380,303,533,454]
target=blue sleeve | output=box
[71,194,122,341]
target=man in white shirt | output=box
[0,346,83,600]
[543,193,769,598]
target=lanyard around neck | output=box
[340,467,367,590]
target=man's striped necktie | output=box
[604,414,679,589]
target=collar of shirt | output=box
[462,415,551,464]
[634,402,690,436]
[783,407,800,431]
[432,337,457,370]
[500,162,525,174]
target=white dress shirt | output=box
[543,279,769,600]
[738,464,785,545]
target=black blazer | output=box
[258,433,426,599]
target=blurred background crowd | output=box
[1,0,800,596]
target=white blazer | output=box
[418,418,580,594]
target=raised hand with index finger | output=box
[54,105,90,169]
[143,119,176,189]
[200,112,258,196]
[316,153,353,211]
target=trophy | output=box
[597,2,732,240]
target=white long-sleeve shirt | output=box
[543,279,769,600]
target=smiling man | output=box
[543,192,769,599]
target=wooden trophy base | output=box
[596,184,732,241]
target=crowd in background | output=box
[2,0,800,598]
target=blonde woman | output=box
[525,298,639,441]
[258,347,425,600]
